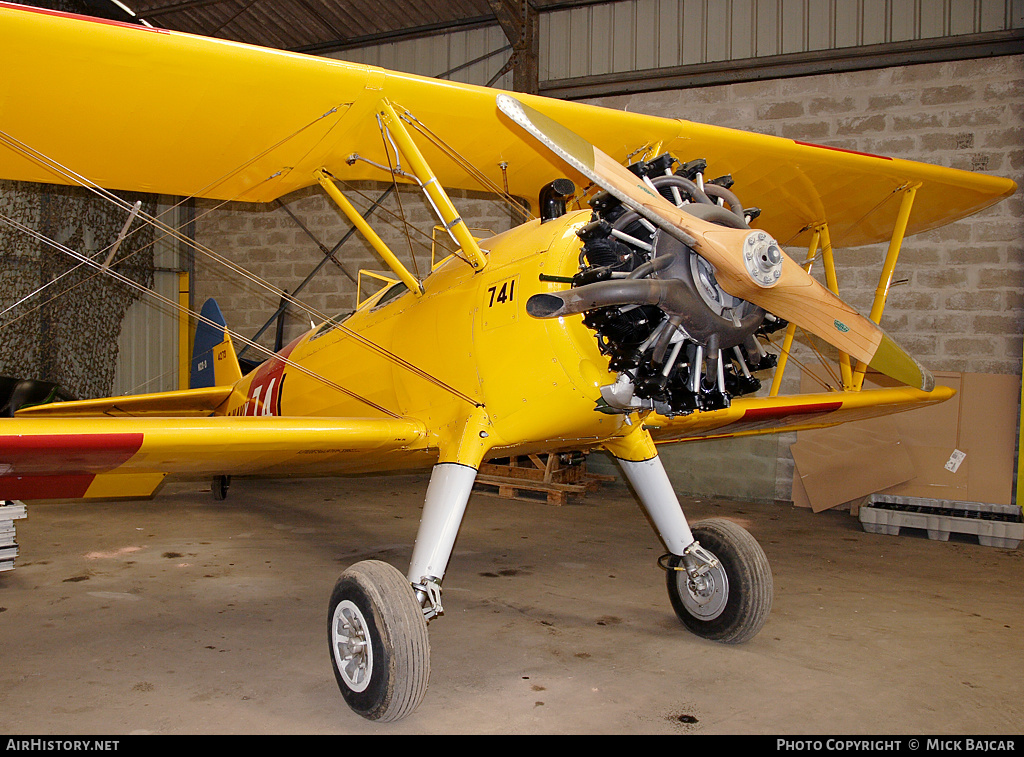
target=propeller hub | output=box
[743,231,783,288]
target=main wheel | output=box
[666,518,772,644]
[328,560,430,722]
[212,475,230,501]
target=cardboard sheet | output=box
[793,366,1018,509]
[881,445,970,500]
[960,373,1019,506]
[791,416,915,512]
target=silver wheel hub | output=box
[680,554,729,620]
[332,599,373,692]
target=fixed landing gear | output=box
[664,518,773,644]
[328,560,431,722]
[325,447,772,723]
[614,450,773,645]
[211,475,230,501]
[328,461,476,722]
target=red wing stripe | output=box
[742,401,843,422]
[0,433,145,475]
[794,141,893,161]
[0,474,96,500]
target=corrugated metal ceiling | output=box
[127,0,497,52]
[105,0,594,54]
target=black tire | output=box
[212,475,230,501]
[666,518,773,644]
[327,560,430,722]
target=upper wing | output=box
[0,415,429,500]
[644,385,955,443]
[0,3,1014,248]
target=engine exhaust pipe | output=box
[526,278,690,319]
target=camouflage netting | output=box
[0,180,156,399]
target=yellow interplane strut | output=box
[375,98,488,272]
[817,223,854,390]
[768,226,827,396]
[853,182,921,390]
[315,169,424,296]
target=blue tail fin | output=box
[190,299,242,389]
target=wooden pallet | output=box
[474,453,614,506]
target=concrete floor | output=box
[0,472,1020,735]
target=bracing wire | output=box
[0,119,482,408]
[0,211,402,418]
[395,105,534,224]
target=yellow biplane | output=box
[0,3,1015,722]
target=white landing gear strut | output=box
[407,462,478,618]
[327,461,478,722]
[616,453,773,645]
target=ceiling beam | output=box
[134,0,225,18]
[291,14,497,55]
[541,28,1024,101]
[487,0,539,94]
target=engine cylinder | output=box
[528,152,782,416]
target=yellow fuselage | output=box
[220,211,631,472]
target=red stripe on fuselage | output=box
[244,337,300,416]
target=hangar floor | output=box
[0,473,1020,735]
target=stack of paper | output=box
[0,500,27,572]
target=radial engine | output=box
[529,155,787,416]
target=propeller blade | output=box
[497,94,933,392]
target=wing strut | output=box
[768,223,852,394]
[853,182,921,390]
[315,169,424,296]
[374,99,488,273]
[768,182,921,395]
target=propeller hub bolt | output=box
[742,231,783,288]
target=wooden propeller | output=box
[498,94,933,392]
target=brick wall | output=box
[586,54,1023,502]
[193,183,519,359]
[193,54,1022,502]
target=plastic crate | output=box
[859,494,1023,549]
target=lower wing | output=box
[644,385,955,443]
[0,415,429,501]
